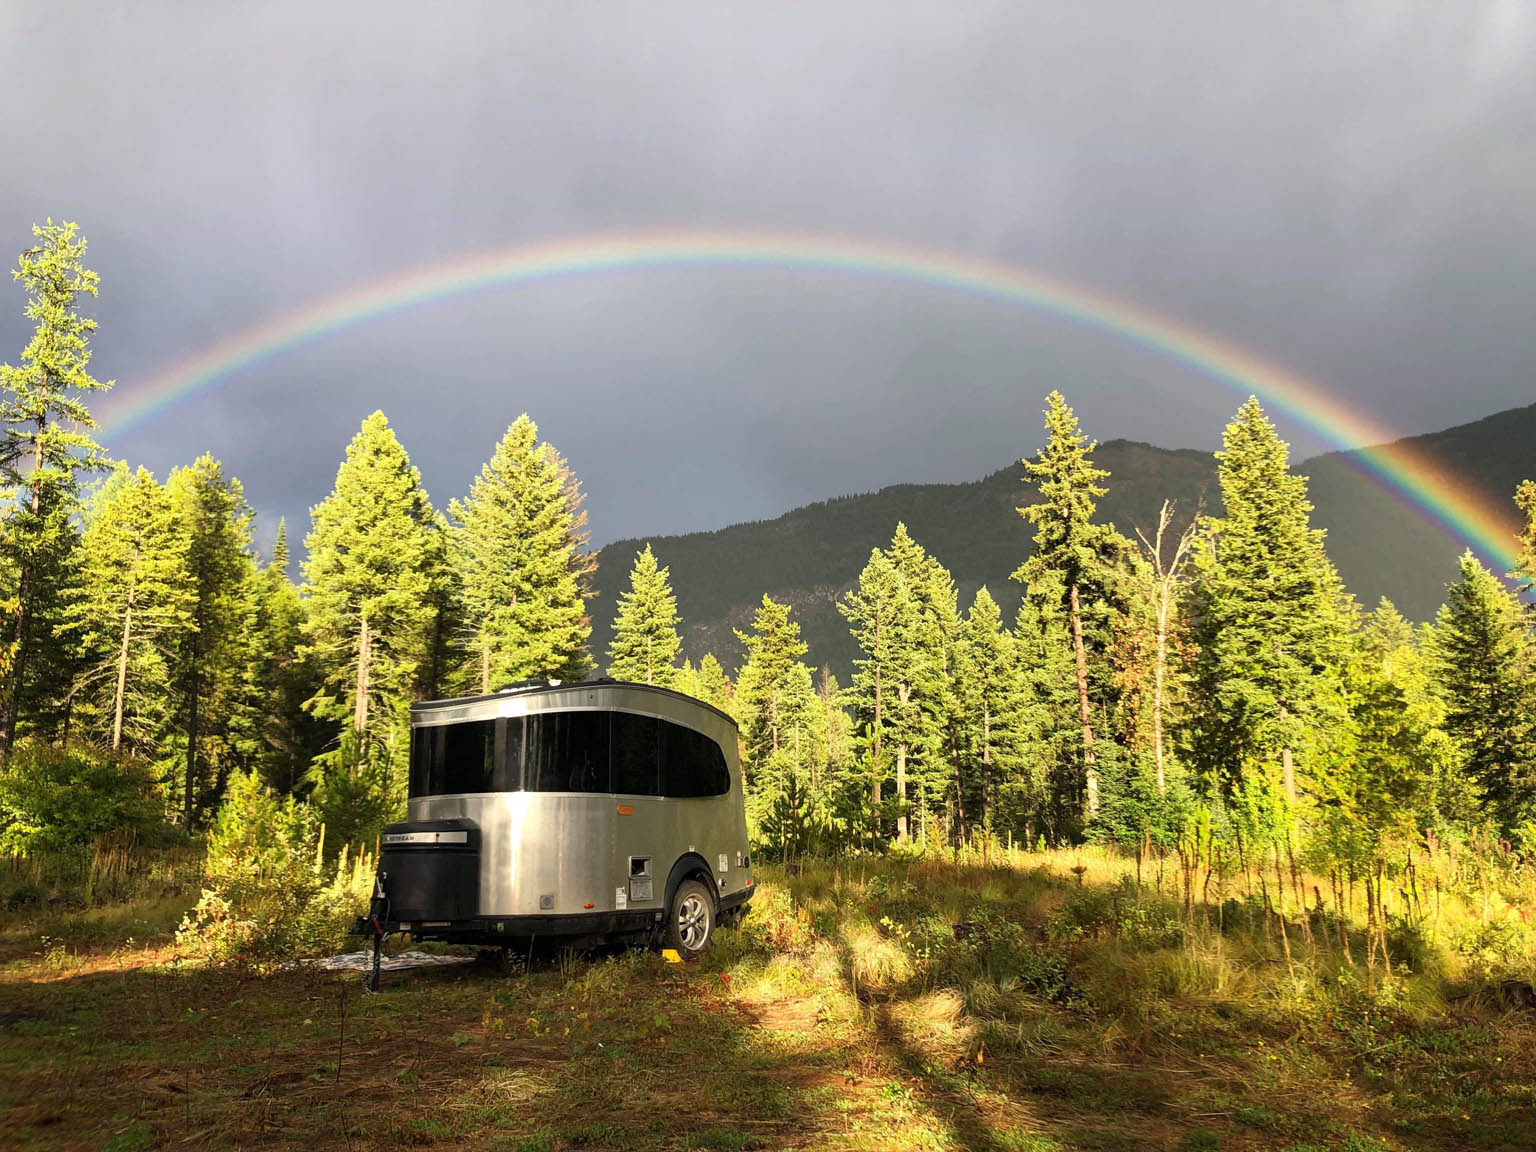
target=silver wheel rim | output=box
[678,893,709,950]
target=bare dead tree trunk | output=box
[1134,501,1195,796]
[480,636,491,696]
[112,600,133,752]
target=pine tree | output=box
[166,456,257,824]
[251,520,325,793]
[690,653,735,718]
[1012,392,1129,815]
[1012,581,1080,842]
[0,221,115,753]
[449,416,593,690]
[300,412,440,763]
[1188,397,1348,806]
[607,545,682,686]
[734,595,812,771]
[881,524,954,843]
[1516,479,1536,595]
[734,596,819,852]
[839,546,918,845]
[959,586,1024,837]
[59,467,194,753]
[1427,552,1535,834]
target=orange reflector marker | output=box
[617,804,634,814]
[583,902,594,909]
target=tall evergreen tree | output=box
[449,416,593,690]
[1012,579,1080,842]
[959,586,1025,836]
[1515,479,1536,595]
[885,524,953,843]
[839,546,918,844]
[0,221,115,753]
[250,520,325,793]
[1188,397,1348,805]
[1427,552,1535,834]
[735,595,813,772]
[734,596,819,850]
[1012,391,1128,815]
[607,545,681,686]
[59,467,194,753]
[166,456,256,823]
[300,412,440,763]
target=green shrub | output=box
[1450,917,1533,979]
[0,742,166,853]
[175,770,373,965]
[1047,877,1184,948]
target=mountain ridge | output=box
[592,402,1536,677]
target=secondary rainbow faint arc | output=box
[101,229,1519,572]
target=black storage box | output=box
[377,818,480,922]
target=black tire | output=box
[664,878,714,959]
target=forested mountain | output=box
[594,403,1536,675]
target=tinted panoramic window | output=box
[659,721,730,797]
[409,719,510,797]
[525,711,610,792]
[611,712,660,795]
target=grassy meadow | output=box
[3,847,1535,1152]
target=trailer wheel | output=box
[665,879,714,958]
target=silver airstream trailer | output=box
[362,680,753,969]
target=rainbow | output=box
[101,229,1520,572]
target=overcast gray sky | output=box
[1,2,1532,552]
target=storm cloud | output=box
[1,2,1532,552]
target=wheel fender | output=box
[664,853,719,913]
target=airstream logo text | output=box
[383,831,469,846]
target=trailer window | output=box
[611,712,660,795]
[525,711,609,792]
[409,719,504,797]
[659,722,730,797]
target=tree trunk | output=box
[112,601,133,752]
[1152,586,1169,794]
[1278,704,1296,807]
[981,706,991,830]
[1,589,31,756]
[0,421,48,758]
[952,728,965,846]
[896,742,908,843]
[872,648,883,851]
[353,612,371,735]
[1068,582,1097,813]
[480,636,491,695]
[184,657,200,824]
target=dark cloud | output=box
[1,3,1532,553]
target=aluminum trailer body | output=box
[364,680,753,959]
